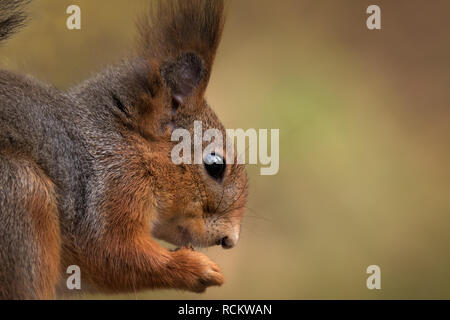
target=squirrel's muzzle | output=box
[218,225,240,249]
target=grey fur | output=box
[0,0,246,299]
[0,53,158,296]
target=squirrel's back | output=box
[0,69,95,225]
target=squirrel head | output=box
[148,132,248,249]
[130,0,247,249]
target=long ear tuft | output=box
[0,0,30,44]
[138,0,226,102]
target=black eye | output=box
[204,153,226,181]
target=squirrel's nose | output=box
[220,235,237,249]
[217,225,240,249]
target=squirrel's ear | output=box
[160,52,205,105]
[138,0,225,104]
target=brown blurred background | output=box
[1,0,450,299]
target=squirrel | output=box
[0,0,247,299]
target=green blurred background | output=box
[1,0,450,299]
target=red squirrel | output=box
[0,0,247,299]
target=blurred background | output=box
[1,0,450,299]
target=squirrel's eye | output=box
[204,153,226,181]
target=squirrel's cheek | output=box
[183,218,207,238]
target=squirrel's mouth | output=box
[176,225,229,249]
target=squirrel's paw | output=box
[171,248,224,293]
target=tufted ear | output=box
[160,52,205,105]
[138,0,225,104]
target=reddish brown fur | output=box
[0,152,60,299]
[27,167,61,299]
[61,135,226,293]
[1,0,246,298]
